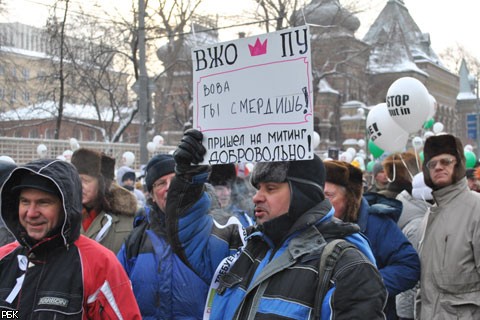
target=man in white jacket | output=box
[416,134,480,319]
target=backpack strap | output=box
[313,239,355,319]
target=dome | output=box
[293,0,360,33]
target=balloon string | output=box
[386,154,396,183]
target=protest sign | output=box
[192,25,314,164]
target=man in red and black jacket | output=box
[0,158,141,319]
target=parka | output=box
[362,193,421,320]
[166,166,387,319]
[416,179,480,319]
[0,159,141,319]
[81,183,137,253]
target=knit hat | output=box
[411,172,433,201]
[209,163,237,186]
[372,162,384,177]
[324,160,363,222]
[466,168,475,179]
[71,148,115,181]
[12,172,61,197]
[145,154,175,192]
[423,134,465,189]
[121,171,136,183]
[250,155,325,220]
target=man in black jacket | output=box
[166,129,387,319]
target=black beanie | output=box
[145,154,175,192]
[250,155,325,220]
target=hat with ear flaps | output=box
[71,148,116,191]
[250,154,326,221]
[423,134,466,189]
[382,152,420,192]
[324,160,363,222]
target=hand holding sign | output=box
[386,77,431,133]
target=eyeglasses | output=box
[426,157,456,170]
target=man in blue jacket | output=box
[324,160,420,320]
[166,129,387,319]
[117,153,208,319]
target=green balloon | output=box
[423,118,435,129]
[366,160,375,172]
[419,151,424,163]
[465,150,477,168]
[368,139,384,159]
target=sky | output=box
[2,0,480,63]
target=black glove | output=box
[173,129,207,175]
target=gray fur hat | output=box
[250,155,325,220]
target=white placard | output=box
[192,25,314,164]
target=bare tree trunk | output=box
[54,0,69,140]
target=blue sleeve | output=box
[176,192,241,283]
[366,214,420,296]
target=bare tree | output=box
[439,44,480,76]
[45,0,70,139]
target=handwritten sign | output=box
[192,25,314,164]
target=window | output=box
[22,68,29,80]
[29,128,39,138]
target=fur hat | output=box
[145,154,175,192]
[324,160,363,222]
[250,155,325,220]
[382,152,420,185]
[423,134,466,189]
[71,148,115,181]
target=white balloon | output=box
[357,108,365,116]
[428,94,437,119]
[339,152,353,163]
[147,141,156,153]
[69,138,80,151]
[386,77,431,133]
[424,131,434,139]
[37,144,47,158]
[366,103,409,153]
[353,156,365,171]
[56,155,66,161]
[412,136,423,149]
[153,135,164,148]
[312,132,320,149]
[63,150,73,162]
[465,144,474,152]
[0,155,15,163]
[346,147,357,157]
[432,122,444,134]
[123,151,135,166]
[357,139,366,148]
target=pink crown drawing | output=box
[248,38,268,56]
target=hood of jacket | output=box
[363,192,403,223]
[0,159,82,248]
[107,183,138,216]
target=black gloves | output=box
[173,129,207,176]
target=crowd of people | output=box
[0,130,479,319]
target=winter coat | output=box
[81,184,137,253]
[361,193,421,320]
[416,179,480,319]
[0,159,141,319]
[117,204,209,319]
[166,175,387,320]
[395,190,430,319]
[0,220,14,246]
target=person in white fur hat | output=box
[395,172,433,320]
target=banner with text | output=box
[192,25,314,164]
